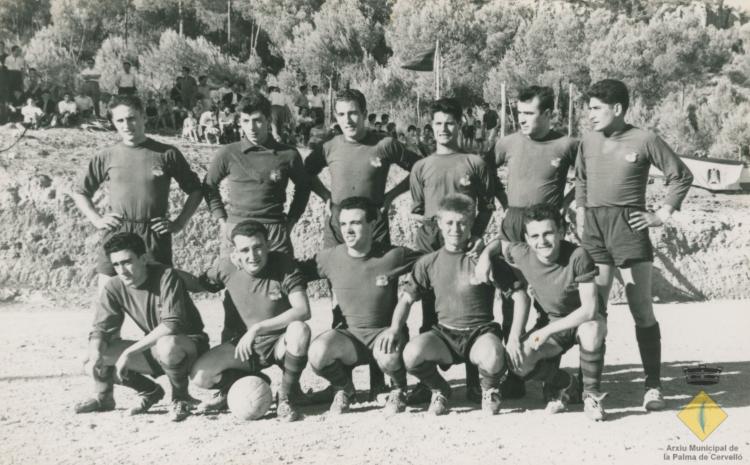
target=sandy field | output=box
[0,297,748,465]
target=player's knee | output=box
[374,350,403,372]
[471,339,505,373]
[307,337,333,369]
[154,335,185,366]
[401,341,422,369]
[190,365,218,389]
[577,320,607,351]
[285,321,311,353]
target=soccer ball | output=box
[227,375,273,421]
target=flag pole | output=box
[500,81,506,138]
[434,39,441,99]
[568,82,574,137]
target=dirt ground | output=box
[1,297,748,465]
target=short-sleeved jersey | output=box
[406,249,524,328]
[303,244,422,329]
[304,131,420,206]
[506,240,598,317]
[203,137,310,223]
[74,139,201,221]
[575,125,693,210]
[410,152,495,219]
[204,253,307,334]
[492,131,578,209]
[90,265,205,342]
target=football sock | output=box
[523,356,562,383]
[92,365,114,400]
[636,323,662,389]
[547,368,571,391]
[117,371,159,395]
[580,343,606,395]
[478,367,506,390]
[369,360,386,389]
[161,356,191,401]
[408,362,449,395]
[280,352,307,400]
[466,362,480,390]
[315,360,351,390]
[384,366,407,390]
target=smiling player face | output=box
[232,233,269,274]
[432,111,459,147]
[339,207,374,251]
[437,210,473,251]
[334,100,366,141]
[111,104,147,146]
[524,218,563,263]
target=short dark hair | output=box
[122,60,131,66]
[104,232,146,257]
[199,75,207,81]
[437,193,475,219]
[430,97,462,122]
[108,94,143,113]
[518,86,555,113]
[381,113,389,120]
[236,92,271,118]
[386,122,396,132]
[182,66,190,72]
[587,79,629,113]
[368,113,377,122]
[335,88,367,114]
[231,220,269,241]
[407,125,417,132]
[299,85,307,92]
[339,196,377,222]
[522,203,563,233]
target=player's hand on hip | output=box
[150,217,180,235]
[94,213,122,231]
[628,210,662,231]
[234,328,258,362]
[528,330,550,351]
[378,328,401,354]
[505,337,524,370]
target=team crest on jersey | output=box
[152,165,165,177]
[624,152,638,163]
[370,156,383,168]
[550,158,561,168]
[375,275,389,287]
[459,175,472,187]
[268,285,283,301]
[269,169,282,182]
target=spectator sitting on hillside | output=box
[367,113,377,128]
[199,107,220,144]
[218,105,236,143]
[170,78,182,108]
[197,75,211,109]
[157,98,175,130]
[222,82,242,111]
[21,97,44,129]
[374,121,382,133]
[56,93,78,127]
[182,111,198,142]
[7,89,25,121]
[420,123,436,154]
[25,68,43,100]
[145,98,159,129]
[397,131,407,144]
[296,107,314,145]
[380,113,390,128]
[386,121,397,137]
[74,90,95,119]
[98,92,111,120]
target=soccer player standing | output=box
[575,79,693,410]
[72,95,203,294]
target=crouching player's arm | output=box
[379,291,416,354]
[235,291,311,362]
[504,286,530,371]
[527,281,598,351]
[471,237,507,283]
[114,324,174,380]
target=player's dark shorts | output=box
[332,327,408,365]
[96,219,172,276]
[430,322,503,365]
[582,206,654,267]
[220,219,293,257]
[143,332,210,376]
[525,308,607,353]
[414,218,443,253]
[499,206,526,243]
[324,203,391,249]
[229,332,283,372]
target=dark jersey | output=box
[492,131,578,208]
[204,137,311,223]
[575,125,693,210]
[90,265,205,342]
[75,138,201,221]
[410,152,495,219]
[304,131,419,206]
[406,249,524,328]
[506,240,598,317]
[302,244,421,329]
[204,253,307,334]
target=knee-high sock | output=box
[478,367,507,390]
[280,352,307,400]
[314,360,352,391]
[369,359,386,390]
[523,356,568,390]
[635,323,661,389]
[161,356,191,401]
[382,365,407,390]
[407,362,449,395]
[93,365,114,400]
[466,362,479,390]
[580,343,606,396]
[116,371,160,395]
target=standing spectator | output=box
[180,67,198,110]
[25,68,43,100]
[114,61,137,95]
[75,90,95,119]
[57,92,78,126]
[145,98,159,129]
[170,77,182,107]
[39,90,57,124]
[307,85,325,122]
[221,82,242,111]
[294,85,309,115]
[296,107,314,145]
[462,107,476,147]
[4,45,26,96]
[481,102,499,148]
[197,75,211,109]
[268,86,285,106]
[218,80,232,101]
[80,58,102,117]
[157,98,176,130]
[21,97,44,129]
[380,113,390,127]
[0,41,8,104]
[182,111,198,142]
[217,105,236,143]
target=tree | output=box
[0,0,51,43]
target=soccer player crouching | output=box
[74,233,209,422]
[391,194,528,415]
[477,204,608,421]
[189,220,311,422]
[300,197,422,415]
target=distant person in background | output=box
[197,75,211,109]
[145,98,159,129]
[75,90,95,119]
[294,85,308,115]
[21,97,44,129]
[98,92,111,120]
[463,107,476,147]
[296,107,314,145]
[115,61,137,96]
[39,90,57,123]
[180,67,198,110]
[374,122,382,133]
[367,113,377,128]
[222,82,242,112]
[182,111,198,142]
[80,58,101,117]
[269,86,285,106]
[8,89,25,120]
[170,78,182,108]
[157,98,176,130]
[386,122,397,138]
[0,41,9,104]
[25,68,42,100]
[4,45,26,95]
[218,105,236,143]
[381,114,390,128]
[482,102,499,149]
[307,85,325,123]
[200,107,220,144]
[57,92,78,127]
